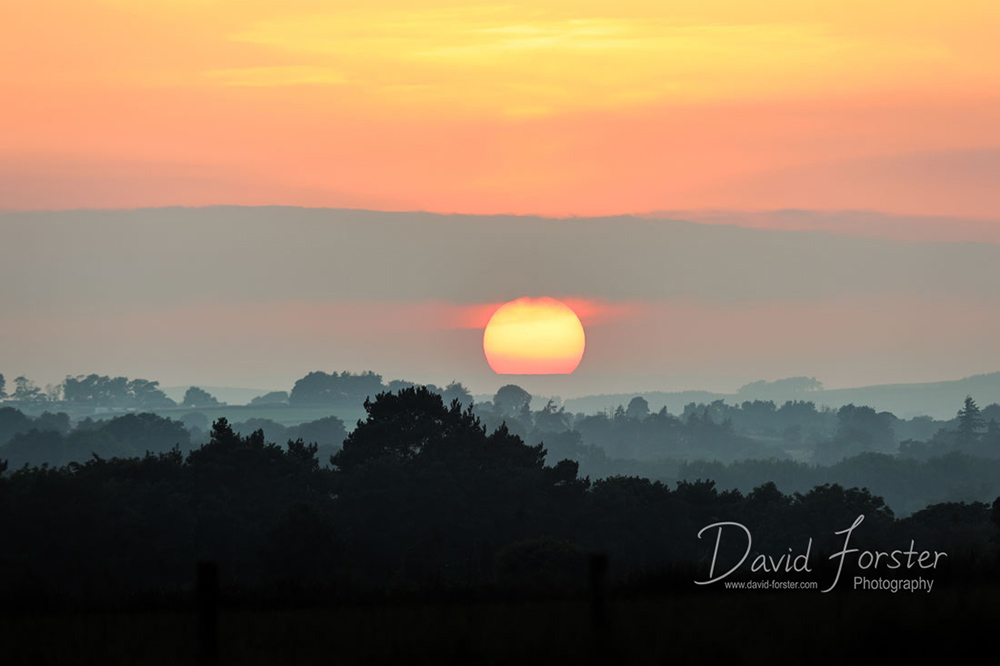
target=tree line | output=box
[0,370,473,412]
[1,386,998,607]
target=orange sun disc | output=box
[483,297,586,374]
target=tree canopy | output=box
[182,386,222,408]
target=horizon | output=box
[8,364,1000,424]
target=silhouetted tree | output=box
[288,416,346,465]
[813,404,895,463]
[63,374,174,408]
[180,411,210,432]
[0,407,33,446]
[386,379,416,392]
[439,381,473,406]
[33,412,71,435]
[333,387,499,472]
[127,378,175,408]
[232,418,287,445]
[183,386,222,408]
[626,396,650,421]
[494,384,532,416]
[0,412,189,467]
[534,400,569,432]
[956,396,985,449]
[0,373,5,400]
[98,413,191,455]
[64,374,128,405]
[11,376,43,404]
[289,371,384,406]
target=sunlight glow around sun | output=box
[483,297,586,374]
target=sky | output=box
[2,2,1000,399]
[2,208,999,398]
[2,0,1000,216]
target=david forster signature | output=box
[694,514,947,593]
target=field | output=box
[3,585,994,665]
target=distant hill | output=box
[563,371,1000,419]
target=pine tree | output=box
[956,396,985,448]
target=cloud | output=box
[3,208,1000,318]
[227,7,938,114]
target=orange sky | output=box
[3,0,1000,216]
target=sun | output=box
[483,297,586,374]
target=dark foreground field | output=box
[3,585,994,666]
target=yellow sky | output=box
[2,0,999,215]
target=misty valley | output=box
[3,370,1000,514]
